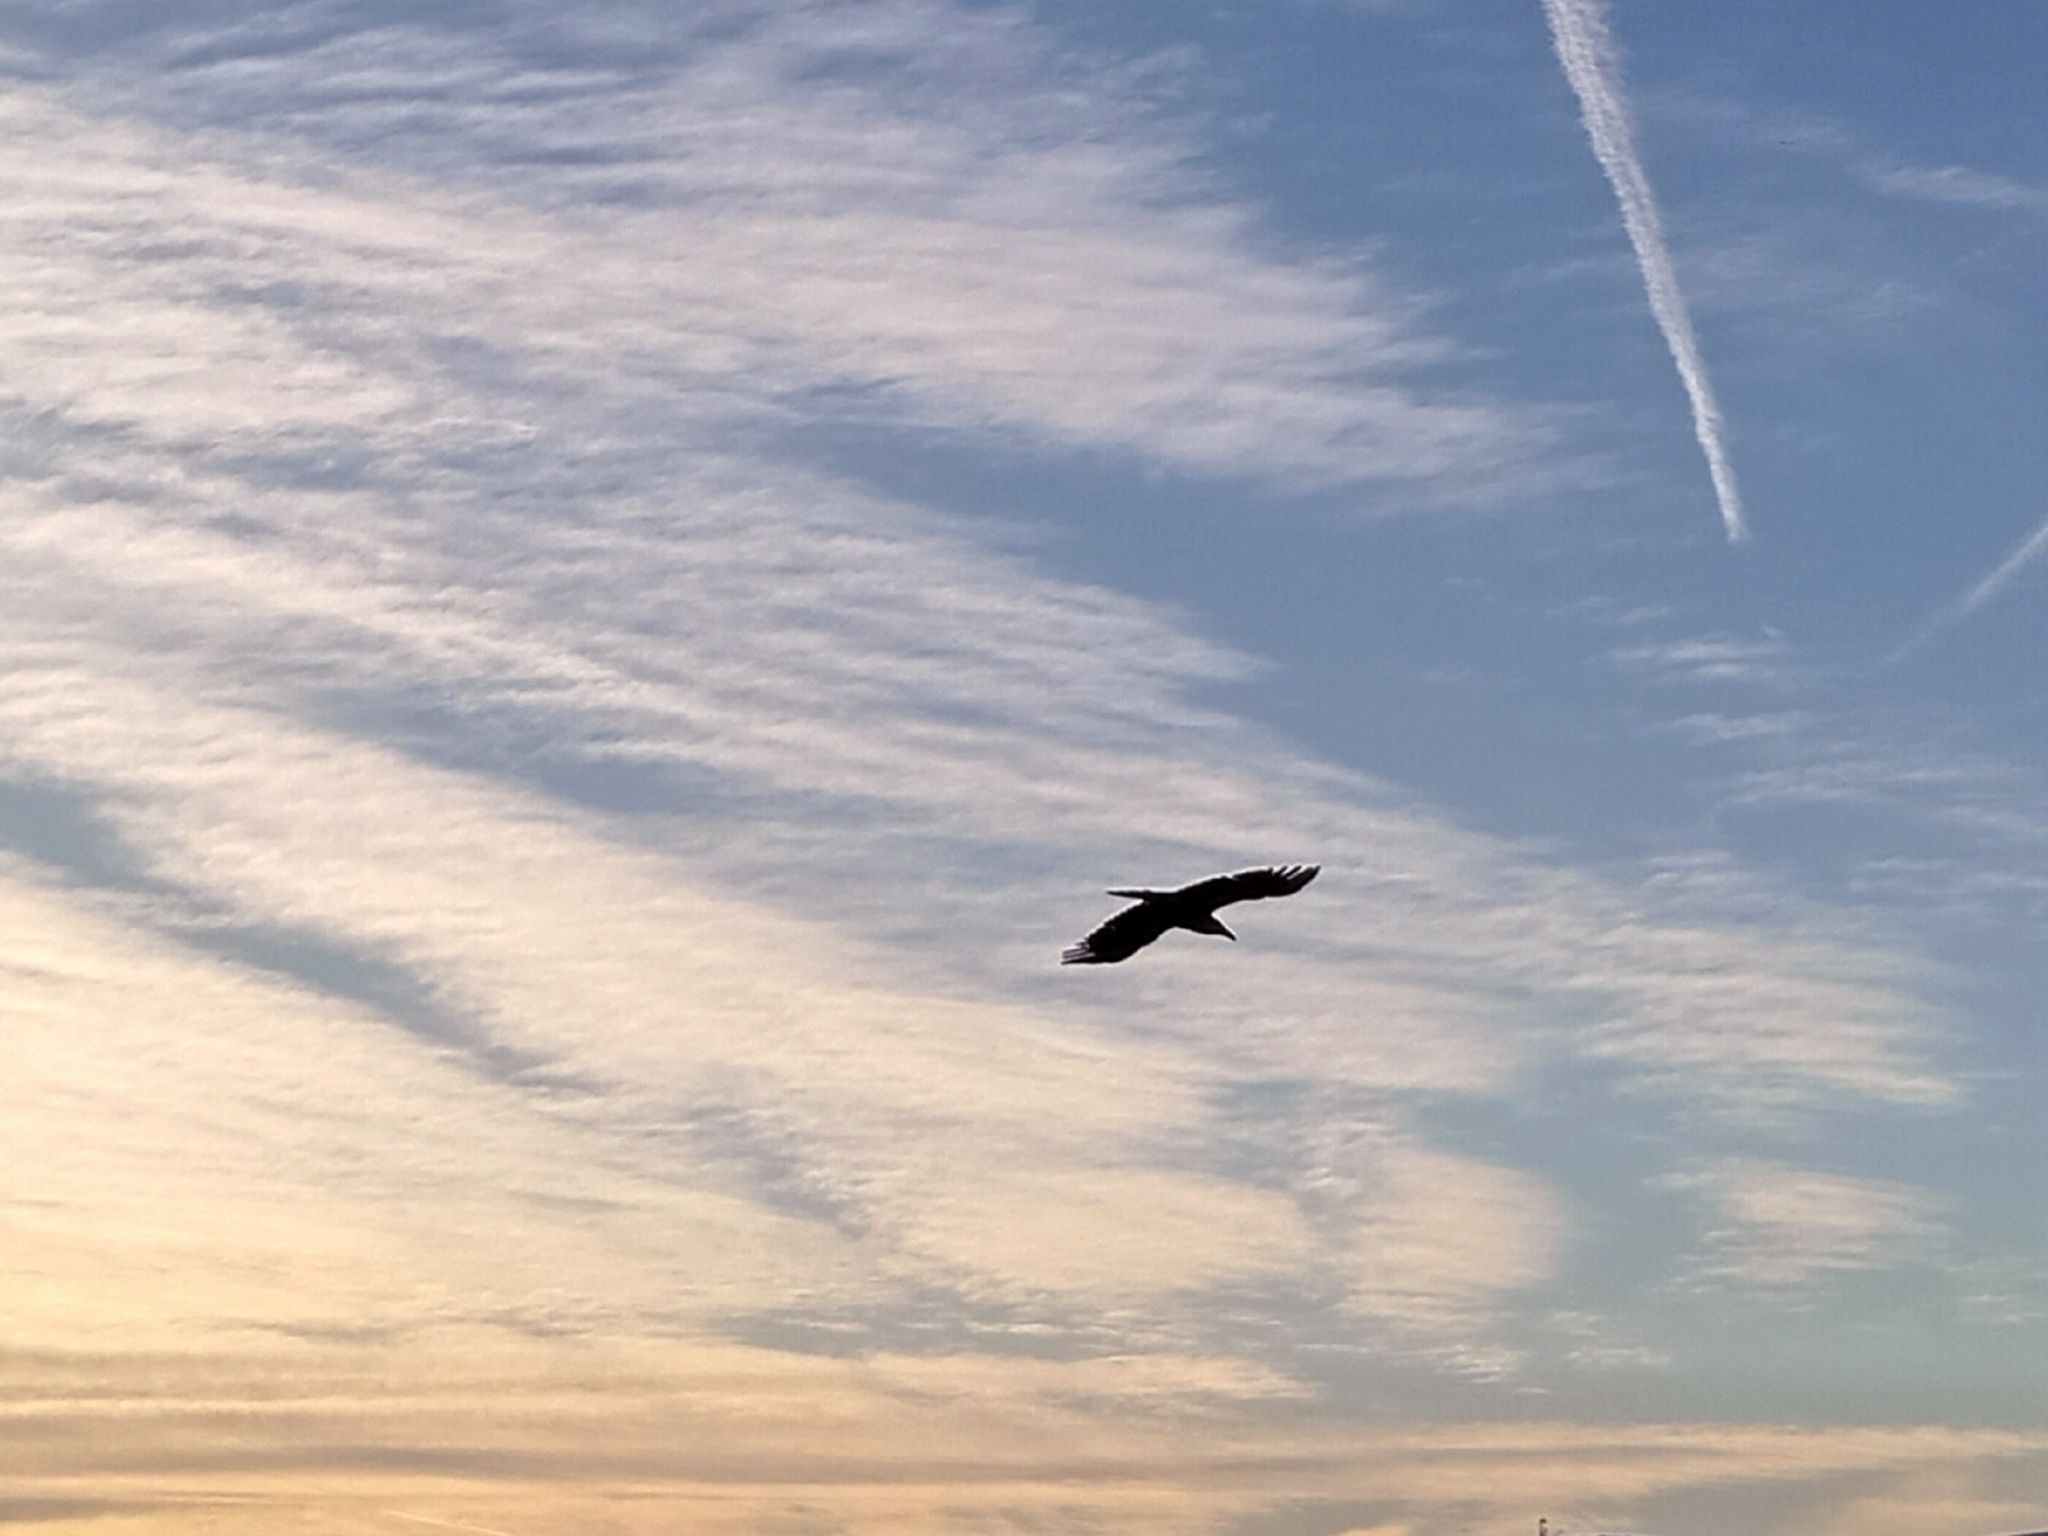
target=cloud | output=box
[384,1515,525,1536]
[1805,1462,2046,1536]
[0,855,884,1344]
[1655,86,2046,220]
[0,4,2007,1530]
[1540,0,1749,540]
[1674,224,1938,342]
[1663,1159,1944,1289]
[0,2,1558,501]
[1860,162,2048,214]
[1611,632,1795,687]
[1634,624,2048,926]
[891,1164,1317,1299]
[1304,1124,1562,1364]
[8,1335,2048,1536]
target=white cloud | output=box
[894,1164,1317,1299]
[8,1339,2047,1536]
[0,6,2004,1525]
[0,1,1557,499]
[1343,1143,1563,1364]
[1655,86,2046,220]
[0,854,872,1346]
[1862,162,2048,214]
[1664,1159,1944,1289]
[1610,633,1794,688]
[1676,223,1937,338]
[1634,632,2048,928]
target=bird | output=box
[1060,864,1319,964]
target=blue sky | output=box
[1,2,2045,1533]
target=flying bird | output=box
[1060,864,1319,965]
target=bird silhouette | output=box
[1060,865,1319,964]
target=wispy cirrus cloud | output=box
[1663,1159,1945,1290]
[0,2,2014,1530]
[9,1336,2048,1536]
[1656,85,2048,219]
[384,1515,525,1536]
[1631,619,2048,925]
[0,117,1964,1508]
[1343,1143,1563,1372]
[1541,0,1748,540]
[0,1,1559,501]
[1862,161,2048,214]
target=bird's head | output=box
[1189,913,1236,941]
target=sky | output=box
[1,1,2045,1533]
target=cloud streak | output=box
[0,2,1560,503]
[1541,0,1749,540]
[1664,1159,1944,1289]
[385,1514,527,1536]
[9,1334,2048,1536]
[1863,161,2048,213]
[0,4,2023,1531]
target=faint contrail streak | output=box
[1540,0,1749,542]
[1891,509,2048,660]
[384,1513,524,1536]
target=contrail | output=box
[1541,0,1749,542]
[1892,508,2048,660]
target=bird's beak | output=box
[1218,923,1237,941]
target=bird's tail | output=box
[1105,887,1169,899]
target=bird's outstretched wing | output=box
[1175,864,1320,909]
[1061,900,1177,964]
